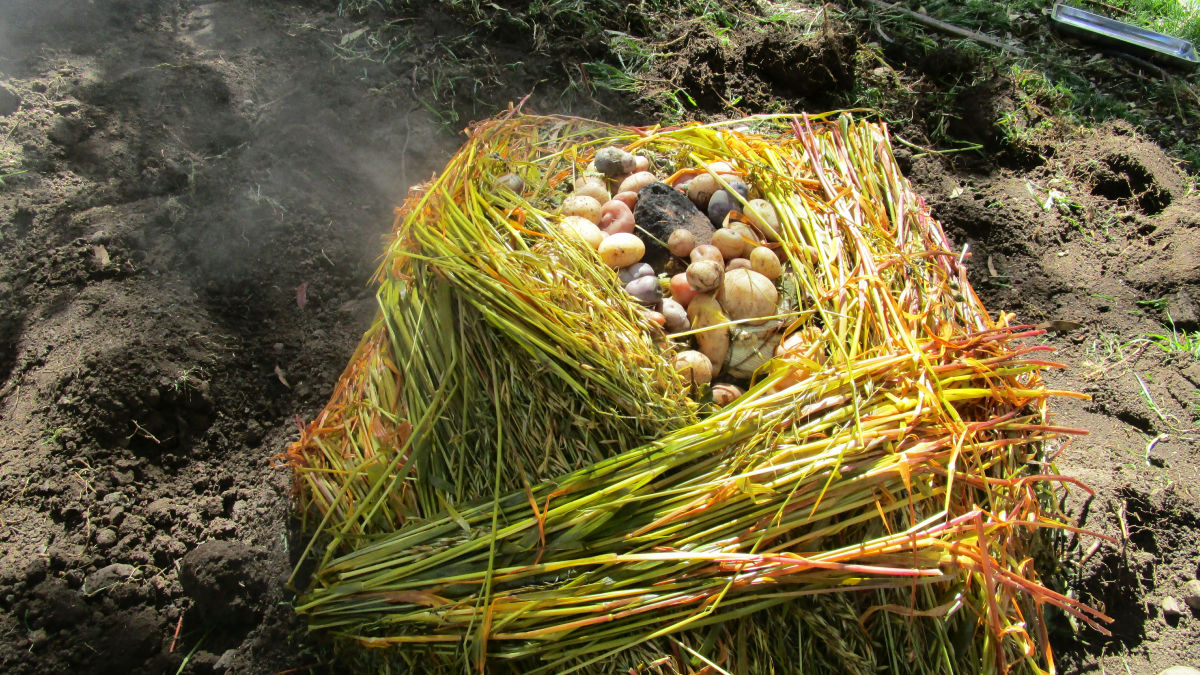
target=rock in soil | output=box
[1162,596,1185,618]
[1184,579,1200,611]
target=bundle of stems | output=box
[285,113,1106,673]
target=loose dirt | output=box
[0,2,1196,673]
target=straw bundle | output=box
[284,113,1107,673]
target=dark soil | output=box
[0,1,1197,674]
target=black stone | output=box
[633,182,715,268]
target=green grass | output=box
[851,0,1200,170]
[1101,0,1200,44]
[1146,319,1200,358]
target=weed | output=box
[1134,371,1199,435]
[1136,297,1168,312]
[1146,318,1200,358]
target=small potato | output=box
[639,308,667,327]
[711,228,746,260]
[599,199,636,236]
[687,294,728,374]
[718,175,750,199]
[744,199,778,233]
[670,273,698,307]
[689,244,723,265]
[560,216,604,250]
[594,146,636,178]
[618,171,658,195]
[495,172,524,193]
[726,257,751,271]
[625,275,662,306]
[775,330,809,357]
[727,221,759,244]
[571,179,610,204]
[633,155,651,173]
[611,190,639,210]
[673,350,713,387]
[686,260,724,293]
[661,298,689,333]
[749,246,782,280]
[706,161,733,174]
[618,262,655,285]
[707,190,735,227]
[686,173,719,208]
[711,383,744,406]
[667,229,696,258]
[561,194,603,224]
[598,232,646,268]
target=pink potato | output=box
[670,273,698,307]
[611,191,639,210]
[599,199,636,235]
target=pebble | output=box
[1184,579,1200,610]
[1162,596,1185,617]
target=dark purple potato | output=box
[625,275,663,306]
[707,190,736,227]
[618,262,655,285]
[724,178,750,199]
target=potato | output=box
[640,309,667,327]
[686,173,719,208]
[495,172,524,193]
[594,146,636,178]
[749,246,782,280]
[598,232,645,268]
[689,244,723,265]
[673,350,713,387]
[561,194,603,224]
[618,171,658,195]
[633,155,651,173]
[618,262,655,285]
[611,190,639,210]
[726,257,751,271]
[661,298,689,333]
[717,268,778,324]
[727,222,759,246]
[571,182,610,205]
[687,294,728,375]
[745,199,779,237]
[686,260,724,293]
[625,275,662,306]
[707,190,735,227]
[711,383,744,406]
[599,199,636,235]
[670,273,698,307]
[711,228,746,260]
[718,175,750,199]
[667,229,696,258]
[560,216,604,250]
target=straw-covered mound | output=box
[283,113,1108,673]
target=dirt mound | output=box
[646,12,856,114]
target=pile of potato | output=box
[553,145,793,404]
